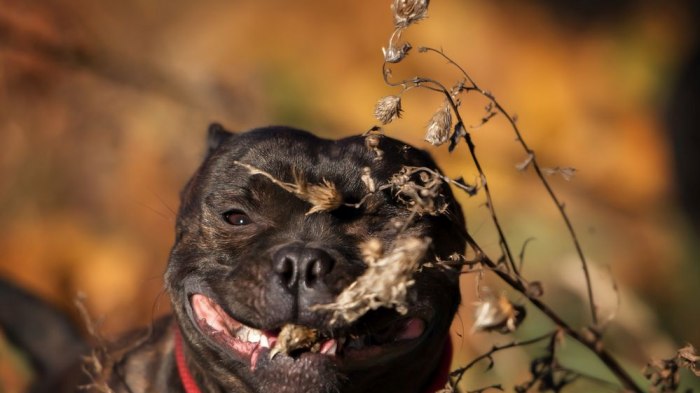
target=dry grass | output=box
[315,236,429,325]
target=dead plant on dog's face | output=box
[350,1,699,392]
[232,161,343,215]
[315,236,430,325]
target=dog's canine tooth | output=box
[260,334,270,348]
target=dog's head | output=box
[165,125,465,393]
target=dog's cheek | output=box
[413,268,461,324]
[164,247,191,295]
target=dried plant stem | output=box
[450,331,556,387]
[557,366,626,390]
[381,65,521,277]
[380,62,634,391]
[421,46,599,327]
[374,4,644,390]
[462,232,644,393]
[404,166,478,195]
[467,385,504,393]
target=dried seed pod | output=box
[303,180,343,215]
[425,103,452,146]
[270,324,319,359]
[472,293,526,334]
[391,0,429,28]
[374,95,403,124]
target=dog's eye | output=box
[222,210,252,226]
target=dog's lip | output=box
[187,293,427,371]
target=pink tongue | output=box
[320,339,337,353]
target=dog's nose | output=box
[272,246,334,289]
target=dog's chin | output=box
[185,293,431,392]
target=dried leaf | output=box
[677,344,700,377]
[644,357,680,393]
[542,166,577,181]
[448,121,466,152]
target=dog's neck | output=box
[173,325,453,393]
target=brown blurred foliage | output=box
[0,0,698,391]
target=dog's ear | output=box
[206,123,235,156]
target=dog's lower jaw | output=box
[177,314,449,393]
[173,280,451,393]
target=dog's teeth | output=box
[247,329,261,343]
[260,334,270,348]
[236,326,250,341]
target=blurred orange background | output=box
[1,0,698,391]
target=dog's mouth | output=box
[189,294,426,371]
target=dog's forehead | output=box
[204,127,435,186]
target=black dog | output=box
[1,125,466,393]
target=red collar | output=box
[174,326,452,393]
[174,327,203,393]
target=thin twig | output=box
[518,237,536,273]
[381,63,521,277]
[463,232,644,393]
[467,384,503,393]
[420,46,599,327]
[557,366,622,391]
[450,331,556,387]
[404,166,479,195]
[376,7,638,391]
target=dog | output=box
[1,124,466,393]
